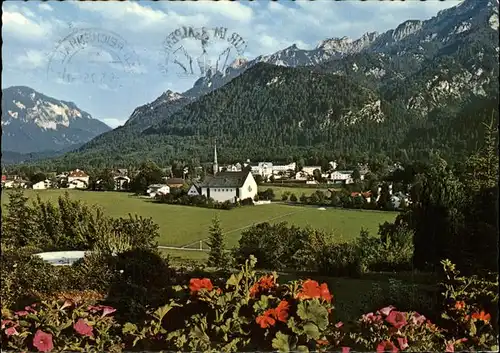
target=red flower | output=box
[342,347,351,353]
[376,340,399,353]
[5,327,18,336]
[379,305,396,316]
[101,306,116,317]
[386,311,407,329]
[73,319,94,337]
[24,306,36,313]
[445,341,454,352]
[361,312,383,324]
[316,339,329,346]
[1,319,16,329]
[454,301,465,310]
[15,311,29,317]
[250,275,275,297]
[335,321,344,328]
[397,337,408,350]
[471,310,491,323]
[297,279,322,300]
[189,278,213,294]
[33,330,54,352]
[256,309,276,328]
[319,283,333,303]
[274,300,289,323]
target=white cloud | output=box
[38,3,53,12]
[1,11,53,40]
[101,118,124,128]
[16,49,48,68]
[166,1,254,22]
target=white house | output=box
[295,171,309,181]
[272,162,296,174]
[187,184,200,196]
[33,179,52,190]
[113,176,130,191]
[330,170,354,184]
[200,170,257,203]
[147,184,170,198]
[67,169,89,188]
[250,162,274,179]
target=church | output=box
[199,141,258,203]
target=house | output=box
[330,170,354,184]
[351,191,372,203]
[272,162,296,174]
[295,171,309,181]
[68,169,89,187]
[113,176,130,191]
[187,184,201,196]
[1,175,6,182]
[2,180,15,188]
[302,166,321,176]
[165,178,185,188]
[33,179,52,190]
[250,162,274,179]
[200,170,257,203]
[147,184,170,198]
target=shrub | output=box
[316,242,363,278]
[290,194,298,202]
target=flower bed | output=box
[1,257,498,352]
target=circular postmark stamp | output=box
[47,27,142,90]
[160,26,247,79]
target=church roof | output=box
[200,171,251,188]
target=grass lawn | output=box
[2,189,397,249]
[260,185,339,199]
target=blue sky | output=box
[2,0,459,128]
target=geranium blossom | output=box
[1,319,16,329]
[379,305,396,316]
[361,312,383,324]
[250,275,275,297]
[189,278,214,294]
[33,330,54,353]
[335,321,344,328]
[74,319,94,337]
[397,337,408,350]
[274,300,289,323]
[256,309,276,328]
[410,312,426,326]
[386,311,407,329]
[376,340,399,353]
[342,347,351,353]
[471,310,491,323]
[15,310,29,317]
[296,280,333,302]
[454,301,465,310]
[5,326,18,336]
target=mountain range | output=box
[1,86,111,162]
[7,0,500,169]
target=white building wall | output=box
[202,187,237,203]
[302,166,321,175]
[33,182,46,190]
[239,174,258,200]
[68,176,89,185]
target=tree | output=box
[352,168,361,184]
[97,169,116,191]
[29,172,46,185]
[1,189,37,249]
[290,194,298,202]
[254,175,264,185]
[130,160,164,194]
[207,217,227,270]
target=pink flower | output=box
[377,340,399,353]
[73,319,93,337]
[445,341,454,352]
[397,337,408,350]
[101,305,116,317]
[361,312,383,324]
[335,321,344,328]
[1,319,16,329]
[386,311,407,329]
[410,312,426,326]
[342,347,351,353]
[379,305,396,316]
[33,330,54,352]
[24,306,36,313]
[5,326,18,336]
[15,310,29,317]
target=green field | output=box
[261,185,340,199]
[1,189,397,249]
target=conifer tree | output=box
[207,216,227,269]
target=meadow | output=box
[264,185,340,199]
[1,189,397,250]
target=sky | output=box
[2,0,460,129]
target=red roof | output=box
[1,175,6,181]
[68,169,88,178]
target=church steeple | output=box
[213,139,218,175]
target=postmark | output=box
[47,27,142,90]
[160,26,247,79]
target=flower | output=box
[73,319,94,337]
[316,339,329,346]
[24,306,36,313]
[397,337,408,350]
[256,309,276,328]
[60,300,73,311]
[274,300,289,323]
[335,321,344,328]
[379,305,396,316]
[319,283,333,303]
[5,327,18,336]
[471,310,491,323]
[376,340,399,353]
[189,278,214,294]
[342,347,351,353]
[445,340,454,352]
[454,301,465,310]
[361,312,383,324]
[33,330,54,352]
[250,275,275,297]
[15,310,29,317]
[297,279,321,300]
[1,319,16,329]
[386,311,407,329]
[101,306,116,317]
[410,312,426,326]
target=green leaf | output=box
[226,274,240,287]
[297,300,329,330]
[153,303,177,321]
[303,322,320,340]
[272,332,291,353]
[297,345,309,353]
[122,322,138,334]
[469,320,477,336]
